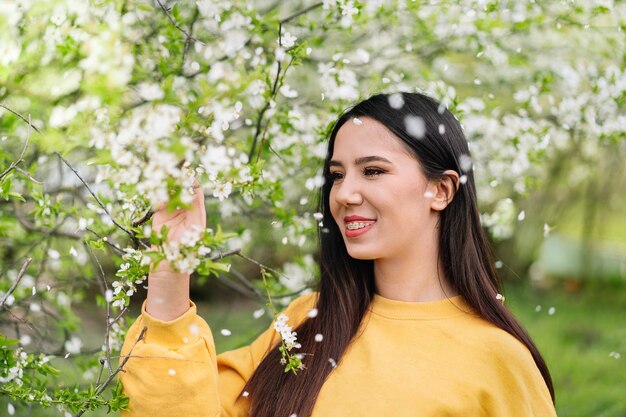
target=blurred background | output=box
[1,0,625,416]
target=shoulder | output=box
[461,313,537,367]
[457,313,549,388]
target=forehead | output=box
[332,116,414,159]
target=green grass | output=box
[3,285,624,416]
[504,282,626,417]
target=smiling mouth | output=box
[345,222,375,230]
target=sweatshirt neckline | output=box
[370,294,473,320]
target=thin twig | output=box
[13,201,81,239]
[247,3,323,161]
[155,0,204,45]
[13,166,42,184]
[74,327,147,417]
[0,103,41,133]
[55,152,147,248]
[209,248,241,261]
[0,217,72,277]
[0,112,36,182]
[235,251,292,280]
[0,257,32,308]
[85,228,128,255]
[132,209,154,227]
[85,242,114,374]
[279,2,323,25]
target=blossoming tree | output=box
[1,0,624,415]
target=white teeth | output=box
[346,222,373,230]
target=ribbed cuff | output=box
[140,300,200,349]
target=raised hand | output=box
[146,180,206,320]
[152,181,207,245]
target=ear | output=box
[429,170,460,211]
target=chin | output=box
[345,246,380,261]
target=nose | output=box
[333,174,363,207]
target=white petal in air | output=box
[220,329,232,336]
[388,93,404,109]
[459,154,472,172]
[404,115,425,138]
[438,124,445,134]
[315,333,324,342]
[352,117,363,125]
[307,308,318,318]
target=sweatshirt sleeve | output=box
[483,334,557,417]
[119,294,317,417]
[119,301,221,417]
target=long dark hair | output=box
[244,92,555,417]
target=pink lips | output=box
[343,215,376,238]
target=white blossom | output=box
[64,336,83,354]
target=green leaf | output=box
[137,3,154,12]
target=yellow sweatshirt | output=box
[119,293,557,417]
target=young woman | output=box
[120,92,557,417]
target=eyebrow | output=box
[329,155,392,167]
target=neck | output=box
[373,241,456,303]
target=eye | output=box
[329,171,344,182]
[363,167,385,177]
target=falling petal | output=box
[388,93,405,109]
[328,358,337,368]
[352,117,363,125]
[221,329,232,336]
[459,154,472,172]
[459,175,467,184]
[307,308,318,318]
[404,115,425,138]
[168,368,176,376]
[438,124,445,134]
[315,333,324,342]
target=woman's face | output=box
[328,117,441,261]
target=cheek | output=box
[328,189,340,219]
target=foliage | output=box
[1,0,625,414]
[506,283,626,417]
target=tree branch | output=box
[85,242,114,374]
[0,103,41,133]
[74,326,147,417]
[55,152,147,249]
[13,201,82,239]
[0,257,32,308]
[155,0,204,45]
